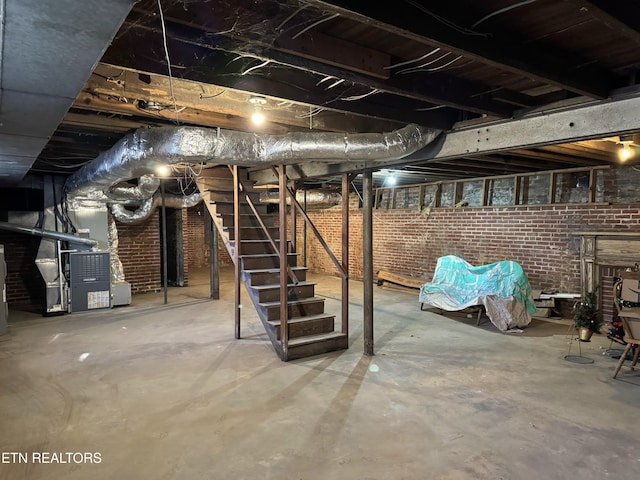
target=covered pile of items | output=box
[419,255,536,332]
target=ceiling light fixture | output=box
[155,165,170,177]
[382,169,397,186]
[618,134,635,162]
[249,95,267,126]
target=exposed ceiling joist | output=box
[303,0,617,98]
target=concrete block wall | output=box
[299,197,640,294]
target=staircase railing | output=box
[272,166,351,339]
[225,165,350,360]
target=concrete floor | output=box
[1,266,639,480]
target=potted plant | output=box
[573,288,603,342]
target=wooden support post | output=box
[233,165,241,339]
[363,170,374,356]
[279,165,289,360]
[342,173,349,335]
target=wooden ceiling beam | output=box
[569,1,640,48]
[305,0,616,98]
[107,20,513,121]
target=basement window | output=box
[487,177,515,206]
[439,183,455,207]
[554,171,590,203]
[422,185,438,208]
[458,180,484,207]
[372,166,609,210]
[518,173,550,205]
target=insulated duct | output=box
[64,124,441,200]
[107,215,125,284]
[104,174,160,201]
[109,191,202,224]
[259,189,341,207]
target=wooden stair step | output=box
[210,202,270,215]
[258,297,326,321]
[266,313,335,339]
[225,226,280,240]
[218,213,277,227]
[230,239,288,255]
[286,332,349,361]
[250,281,316,302]
[240,253,298,270]
[243,267,308,285]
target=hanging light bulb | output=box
[618,134,635,162]
[249,96,267,126]
[619,145,632,161]
[251,110,265,125]
[155,164,170,177]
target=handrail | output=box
[272,166,348,279]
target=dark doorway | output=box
[160,208,185,287]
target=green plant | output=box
[573,288,603,333]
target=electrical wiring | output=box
[241,59,271,75]
[404,0,488,36]
[325,78,345,89]
[156,0,180,125]
[275,4,310,31]
[472,0,537,29]
[316,75,336,86]
[397,52,453,74]
[340,88,381,102]
[295,106,325,119]
[199,89,226,100]
[402,55,463,74]
[291,13,340,40]
[385,48,441,70]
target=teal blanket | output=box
[419,256,536,331]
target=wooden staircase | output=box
[196,166,348,361]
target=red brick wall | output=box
[301,197,640,294]
[0,232,45,308]
[117,212,161,294]
[184,204,232,268]
[185,205,207,269]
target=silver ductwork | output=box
[259,189,342,207]
[109,191,202,224]
[60,123,440,301]
[104,174,160,201]
[64,124,441,200]
[107,215,125,284]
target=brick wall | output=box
[300,196,640,295]
[0,232,45,308]
[117,212,162,294]
[185,204,207,269]
[183,204,233,268]
[185,204,233,268]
